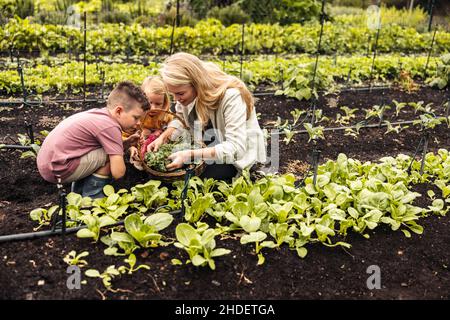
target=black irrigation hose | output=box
[271,119,422,136]
[0,209,182,244]
[0,145,33,150]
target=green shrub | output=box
[100,11,132,24]
[207,4,250,26]
[15,0,34,19]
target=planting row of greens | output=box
[270,100,450,145]
[0,54,448,96]
[30,150,450,289]
[1,18,449,56]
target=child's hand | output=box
[147,136,165,152]
[123,132,140,150]
[129,146,139,160]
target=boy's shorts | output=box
[63,148,108,183]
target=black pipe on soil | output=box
[0,145,33,150]
[0,209,182,244]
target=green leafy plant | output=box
[117,254,150,274]
[303,123,325,142]
[63,250,89,267]
[174,223,231,270]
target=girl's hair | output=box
[141,76,171,111]
[160,52,254,126]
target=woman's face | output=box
[166,84,197,107]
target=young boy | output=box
[37,81,150,198]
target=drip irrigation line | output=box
[270,119,422,136]
[0,208,182,244]
[0,145,33,150]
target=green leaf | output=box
[210,248,231,257]
[85,269,101,278]
[144,212,173,231]
[171,259,183,265]
[103,185,115,197]
[76,228,96,239]
[175,223,199,247]
[239,215,261,233]
[296,247,308,258]
[191,254,207,266]
[240,231,267,244]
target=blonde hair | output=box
[160,52,254,126]
[141,76,171,111]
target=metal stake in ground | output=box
[176,0,180,27]
[369,23,381,88]
[25,123,34,144]
[312,148,321,186]
[83,12,87,103]
[169,18,176,55]
[180,167,195,216]
[240,23,245,80]
[16,56,27,103]
[424,27,438,78]
[310,0,326,126]
[427,0,435,32]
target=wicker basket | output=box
[138,109,206,183]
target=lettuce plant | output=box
[174,223,231,270]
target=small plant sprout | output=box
[313,109,330,123]
[63,250,89,267]
[29,205,59,231]
[384,120,407,135]
[303,123,325,142]
[85,266,122,289]
[336,106,357,125]
[365,104,391,121]
[283,128,296,145]
[393,100,407,116]
[117,254,150,274]
[290,108,307,126]
[344,128,359,138]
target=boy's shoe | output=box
[71,178,85,194]
[81,174,112,199]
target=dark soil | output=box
[0,86,449,300]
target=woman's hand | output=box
[166,150,192,171]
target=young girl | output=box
[127,76,182,169]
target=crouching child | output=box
[36,81,150,198]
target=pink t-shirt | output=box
[37,108,124,183]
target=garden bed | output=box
[0,86,449,299]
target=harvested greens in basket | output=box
[144,139,197,172]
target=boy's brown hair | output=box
[107,81,150,111]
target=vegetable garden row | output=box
[2,18,449,55]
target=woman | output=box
[147,52,266,180]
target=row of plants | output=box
[0,54,448,96]
[1,0,432,28]
[30,149,450,289]
[1,18,449,56]
[268,100,450,145]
